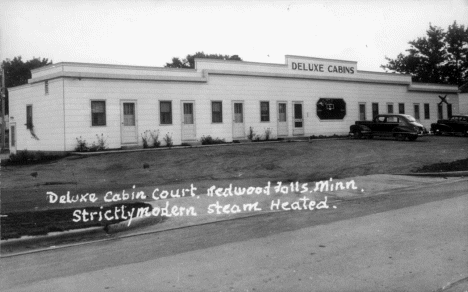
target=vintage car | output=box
[430,115,468,136]
[349,114,426,141]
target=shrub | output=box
[264,128,272,141]
[163,133,173,147]
[141,131,150,148]
[149,130,161,148]
[75,137,89,152]
[200,135,226,145]
[247,127,255,141]
[8,150,62,165]
[95,134,107,151]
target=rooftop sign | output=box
[286,55,357,76]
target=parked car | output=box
[430,115,468,136]
[349,114,426,141]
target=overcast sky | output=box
[1,0,467,72]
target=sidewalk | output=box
[2,173,465,257]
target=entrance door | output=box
[293,102,304,135]
[277,102,288,136]
[232,101,245,138]
[121,101,137,144]
[182,101,196,140]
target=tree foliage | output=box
[381,21,468,86]
[1,56,52,114]
[165,52,242,69]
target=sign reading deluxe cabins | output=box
[291,62,355,74]
[287,56,356,75]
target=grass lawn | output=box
[1,136,467,239]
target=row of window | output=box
[359,102,452,121]
[25,100,454,128]
[90,100,273,126]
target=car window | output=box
[387,116,398,123]
[375,116,386,123]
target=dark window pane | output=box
[424,104,430,119]
[212,102,222,123]
[91,101,106,126]
[260,102,270,122]
[160,101,172,124]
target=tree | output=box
[381,22,468,86]
[165,52,242,69]
[1,56,52,115]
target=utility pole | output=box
[1,65,5,152]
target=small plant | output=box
[163,132,173,147]
[95,134,108,151]
[141,131,150,148]
[253,134,262,142]
[200,135,226,145]
[75,136,89,152]
[247,127,255,141]
[149,130,161,148]
[264,128,272,141]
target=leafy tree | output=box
[381,21,468,86]
[165,52,242,69]
[1,56,52,115]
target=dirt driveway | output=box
[2,136,467,213]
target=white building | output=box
[8,55,460,154]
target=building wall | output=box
[58,74,458,151]
[459,93,468,115]
[8,79,65,153]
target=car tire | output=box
[407,136,417,141]
[434,129,442,136]
[353,130,363,139]
[395,133,406,141]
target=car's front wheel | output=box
[394,133,406,141]
[353,130,363,139]
[407,135,418,141]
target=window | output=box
[424,103,430,119]
[45,80,49,95]
[387,103,394,114]
[359,103,366,120]
[260,101,270,122]
[26,105,33,129]
[91,101,106,126]
[447,104,452,119]
[316,98,346,120]
[212,101,222,123]
[372,103,379,119]
[398,103,405,114]
[160,101,172,124]
[414,104,420,120]
[11,125,16,147]
[438,103,443,119]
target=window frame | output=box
[211,101,223,123]
[159,101,173,125]
[91,100,107,127]
[387,103,394,114]
[26,105,33,129]
[358,102,366,121]
[413,103,420,120]
[398,103,405,114]
[424,103,430,119]
[260,101,270,122]
[372,103,379,119]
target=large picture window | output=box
[160,101,172,124]
[212,101,222,123]
[260,101,270,122]
[316,98,346,120]
[91,101,106,126]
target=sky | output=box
[1,0,467,72]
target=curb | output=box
[400,171,468,177]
